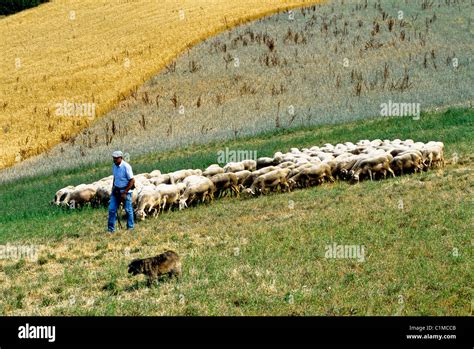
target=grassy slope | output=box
[0,108,472,315]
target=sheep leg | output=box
[147,206,154,218]
[154,204,160,218]
[232,185,240,198]
[162,197,167,212]
[388,167,395,178]
[282,180,290,192]
[146,204,153,216]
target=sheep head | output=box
[242,188,255,196]
[179,197,188,210]
[287,178,297,189]
[135,209,147,221]
[350,173,360,183]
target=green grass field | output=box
[0,108,472,315]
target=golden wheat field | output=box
[0,0,322,170]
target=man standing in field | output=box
[108,151,135,233]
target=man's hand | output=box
[122,178,135,201]
[121,191,127,201]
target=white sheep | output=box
[155,183,186,212]
[135,187,162,220]
[203,164,224,177]
[179,176,215,210]
[245,168,291,195]
[223,162,245,173]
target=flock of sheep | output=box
[52,139,445,221]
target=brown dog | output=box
[128,250,181,286]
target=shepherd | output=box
[108,150,135,233]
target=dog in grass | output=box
[128,250,182,286]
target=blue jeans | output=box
[108,190,134,232]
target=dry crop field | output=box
[0,0,322,170]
